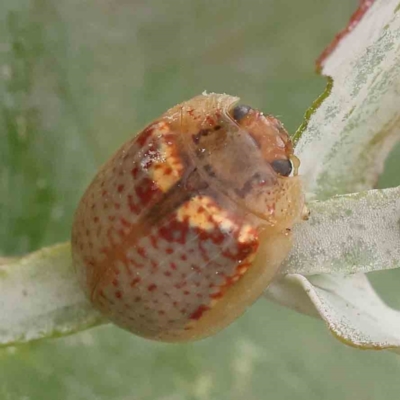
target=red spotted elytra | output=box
[71,93,305,342]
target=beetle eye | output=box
[271,159,292,177]
[231,104,252,121]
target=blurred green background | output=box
[2,0,400,399]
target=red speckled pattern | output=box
[96,195,258,338]
[72,121,183,295]
[72,93,304,341]
[72,114,259,340]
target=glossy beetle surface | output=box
[71,93,304,342]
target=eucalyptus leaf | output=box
[266,272,400,349]
[0,243,104,347]
[288,273,400,349]
[295,0,400,200]
[272,0,400,351]
[282,187,400,276]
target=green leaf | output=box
[273,0,400,351]
[287,273,400,350]
[282,187,400,275]
[295,0,400,200]
[0,243,104,347]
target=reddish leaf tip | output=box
[316,0,376,72]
